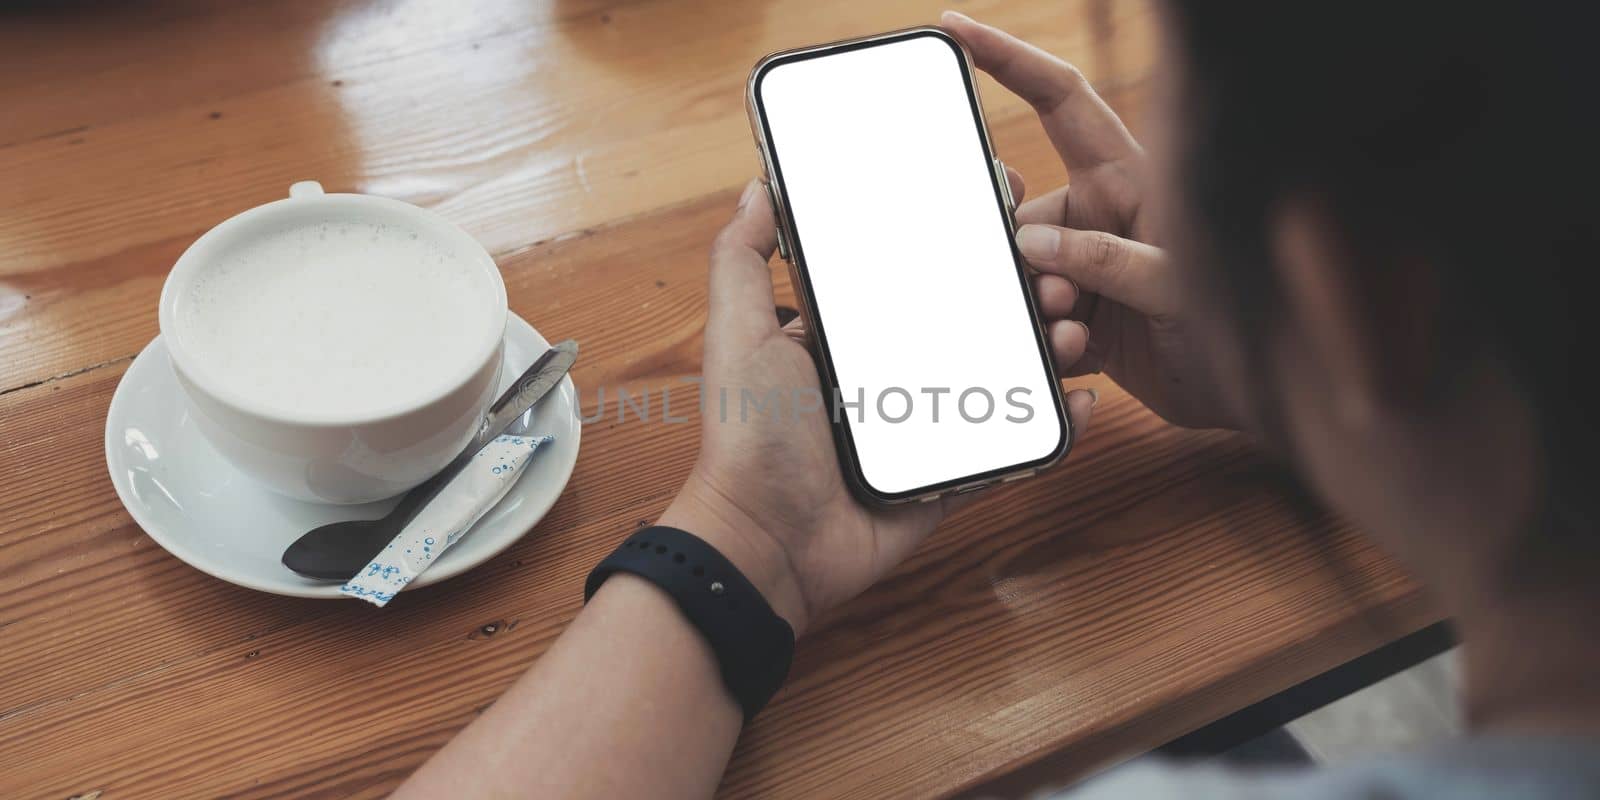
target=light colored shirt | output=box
[1060,736,1599,799]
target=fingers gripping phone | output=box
[748,27,1071,505]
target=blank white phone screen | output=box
[757,33,1065,496]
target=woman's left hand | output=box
[660,181,1097,635]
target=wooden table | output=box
[0,1,1443,797]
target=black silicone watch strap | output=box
[583,526,796,721]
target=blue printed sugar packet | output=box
[340,434,554,607]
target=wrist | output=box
[659,477,811,636]
[584,571,747,719]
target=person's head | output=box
[1151,3,1596,615]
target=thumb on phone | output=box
[707,180,782,350]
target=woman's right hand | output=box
[944,12,1237,430]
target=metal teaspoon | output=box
[280,339,578,580]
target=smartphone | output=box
[747,27,1071,505]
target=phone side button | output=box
[994,158,1017,214]
[955,481,996,495]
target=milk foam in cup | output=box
[175,219,492,418]
[158,181,509,504]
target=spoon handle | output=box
[383,340,579,527]
[477,340,580,449]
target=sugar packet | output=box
[340,434,554,606]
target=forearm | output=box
[395,486,807,799]
[394,572,743,799]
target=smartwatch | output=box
[584,526,796,721]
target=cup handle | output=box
[289,181,325,199]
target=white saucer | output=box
[104,313,581,599]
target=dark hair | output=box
[1165,4,1597,562]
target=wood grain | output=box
[0,1,1439,797]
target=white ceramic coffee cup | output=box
[157,181,508,505]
